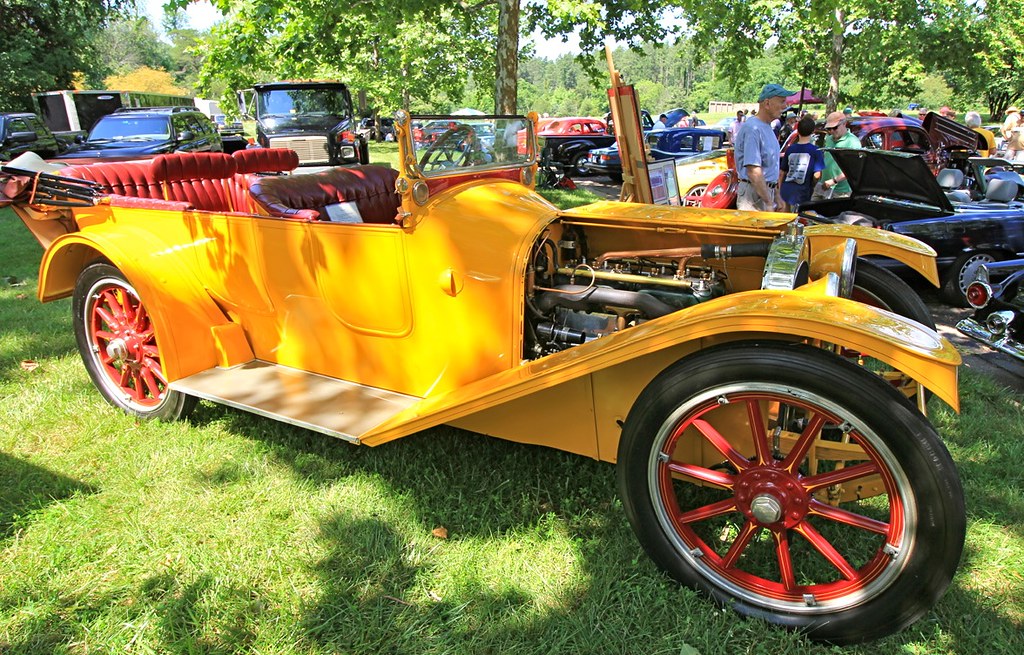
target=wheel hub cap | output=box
[750,494,783,523]
[106,338,129,363]
[734,467,809,528]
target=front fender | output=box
[805,223,940,286]
[362,291,960,453]
[39,228,251,381]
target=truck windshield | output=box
[257,89,351,117]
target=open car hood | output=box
[827,148,954,212]
[922,111,983,153]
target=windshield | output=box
[88,116,170,142]
[412,115,535,177]
[257,88,352,117]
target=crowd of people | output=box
[729,84,1018,211]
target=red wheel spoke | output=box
[721,520,760,569]
[140,367,163,399]
[94,305,120,332]
[132,304,148,332]
[666,461,734,488]
[677,498,738,525]
[808,500,890,535]
[746,399,772,465]
[782,411,828,473]
[773,530,797,590]
[692,418,750,471]
[101,289,128,324]
[803,461,879,492]
[794,521,860,581]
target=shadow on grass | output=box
[0,451,95,544]
[181,402,1023,654]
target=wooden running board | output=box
[169,361,419,443]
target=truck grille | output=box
[267,136,330,164]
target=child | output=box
[780,116,825,211]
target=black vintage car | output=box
[956,258,1024,361]
[800,149,1024,305]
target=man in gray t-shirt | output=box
[735,83,794,211]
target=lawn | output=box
[1,171,1022,653]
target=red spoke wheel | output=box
[617,343,964,644]
[72,263,196,420]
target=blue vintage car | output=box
[801,149,1024,305]
[584,127,726,183]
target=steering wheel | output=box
[419,125,474,172]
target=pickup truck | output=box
[0,112,65,161]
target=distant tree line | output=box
[0,1,1015,120]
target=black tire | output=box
[72,263,196,421]
[942,250,1001,306]
[852,258,935,330]
[609,171,623,184]
[570,152,590,177]
[616,342,964,644]
[850,258,935,404]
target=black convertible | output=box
[800,149,1024,305]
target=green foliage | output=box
[86,17,175,87]
[0,0,133,111]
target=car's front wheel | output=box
[72,263,196,420]
[616,342,964,644]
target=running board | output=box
[169,361,419,442]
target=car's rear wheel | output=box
[609,171,623,184]
[72,263,196,420]
[943,250,1001,306]
[617,343,964,644]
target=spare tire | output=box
[700,169,737,208]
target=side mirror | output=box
[178,130,195,142]
[10,131,38,144]
[75,134,86,144]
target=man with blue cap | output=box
[735,83,794,211]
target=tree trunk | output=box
[494,0,519,114]
[826,8,845,115]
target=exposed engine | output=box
[525,227,730,358]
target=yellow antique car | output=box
[0,111,965,644]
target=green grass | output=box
[1,200,1022,654]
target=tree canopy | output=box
[0,0,133,111]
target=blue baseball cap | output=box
[758,83,795,102]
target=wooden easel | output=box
[606,45,652,203]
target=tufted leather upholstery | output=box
[151,152,237,211]
[249,165,401,223]
[230,148,300,213]
[61,161,163,199]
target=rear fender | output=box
[362,292,960,455]
[804,223,940,286]
[39,230,251,381]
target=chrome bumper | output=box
[956,317,1024,361]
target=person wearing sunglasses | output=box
[820,111,862,197]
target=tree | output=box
[104,66,188,95]
[0,0,133,111]
[920,0,1024,117]
[668,0,931,113]
[89,18,175,86]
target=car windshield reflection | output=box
[411,115,534,177]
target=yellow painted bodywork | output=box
[22,116,960,464]
[674,151,730,196]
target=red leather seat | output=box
[151,152,237,212]
[230,148,300,213]
[60,161,162,199]
[249,165,400,223]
